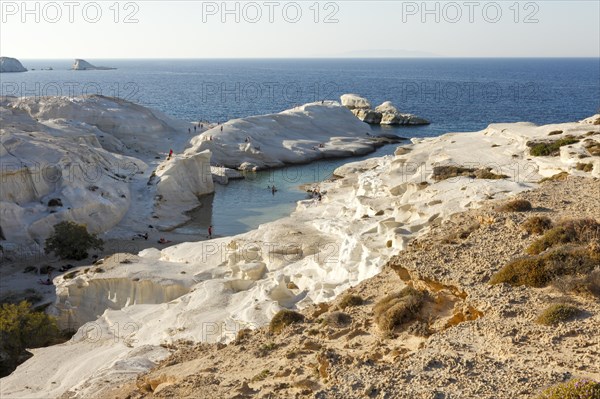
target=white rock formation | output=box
[3,115,597,398]
[352,108,382,124]
[340,93,371,110]
[72,59,116,70]
[152,150,214,224]
[376,101,430,125]
[0,56,27,73]
[211,165,244,185]
[341,95,429,125]
[0,95,212,253]
[188,101,383,170]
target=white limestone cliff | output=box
[0,95,212,253]
[187,101,391,171]
[2,114,597,398]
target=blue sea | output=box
[5,58,600,135]
[3,58,599,236]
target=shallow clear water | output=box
[4,58,599,236]
[174,140,405,237]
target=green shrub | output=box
[547,130,563,136]
[536,303,581,326]
[522,216,553,235]
[432,166,507,181]
[527,219,600,255]
[0,301,62,377]
[338,294,364,309]
[498,199,532,212]
[527,137,579,156]
[269,309,305,334]
[537,378,600,399]
[490,245,600,288]
[0,289,43,306]
[374,287,426,333]
[44,221,103,260]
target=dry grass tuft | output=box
[338,294,364,309]
[322,311,352,328]
[522,216,553,235]
[251,369,271,382]
[497,199,532,212]
[553,269,600,298]
[575,162,594,172]
[584,140,600,156]
[442,223,480,244]
[235,328,252,342]
[537,378,600,399]
[269,309,305,334]
[492,218,600,288]
[526,218,600,255]
[536,303,581,326]
[490,245,600,288]
[374,287,427,334]
[539,172,569,183]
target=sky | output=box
[1,1,599,58]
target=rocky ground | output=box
[104,176,599,399]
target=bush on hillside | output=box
[0,301,62,377]
[44,221,104,260]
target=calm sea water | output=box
[5,58,600,134]
[3,58,599,236]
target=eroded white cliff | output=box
[3,115,597,399]
[0,95,213,253]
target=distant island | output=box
[335,49,440,58]
[72,59,116,70]
[0,56,27,73]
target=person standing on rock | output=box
[168,149,173,160]
[208,225,213,239]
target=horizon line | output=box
[12,56,600,60]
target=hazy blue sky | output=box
[1,1,598,58]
